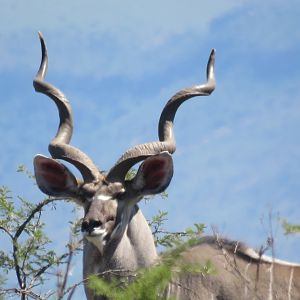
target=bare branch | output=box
[14,198,62,240]
[57,242,75,300]
[28,239,82,291]
[9,197,64,293]
[212,228,250,285]
[21,211,42,275]
[12,240,24,290]
[0,225,14,240]
[0,287,44,300]
[152,230,188,237]
[60,269,137,299]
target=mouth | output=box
[85,227,107,237]
[83,228,109,254]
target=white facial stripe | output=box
[97,194,112,201]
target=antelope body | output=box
[167,237,300,300]
[32,33,300,299]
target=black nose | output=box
[81,220,102,233]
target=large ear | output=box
[131,152,173,195]
[33,155,79,198]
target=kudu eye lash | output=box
[106,216,115,222]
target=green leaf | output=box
[282,219,300,235]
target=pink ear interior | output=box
[34,155,78,195]
[36,157,68,189]
[142,156,169,190]
[132,152,173,195]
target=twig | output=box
[7,197,66,298]
[0,288,44,300]
[212,228,250,284]
[21,211,42,274]
[14,198,61,239]
[167,279,203,299]
[0,225,14,240]
[12,239,24,290]
[57,242,75,300]
[61,269,137,299]
[28,239,82,290]
[152,230,188,236]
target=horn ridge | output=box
[33,32,103,183]
[106,49,216,183]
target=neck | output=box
[83,205,157,298]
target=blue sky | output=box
[1,0,300,296]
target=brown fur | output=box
[165,238,300,300]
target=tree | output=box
[0,168,211,299]
[0,167,82,299]
[282,219,300,236]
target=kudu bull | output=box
[33,33,300,299]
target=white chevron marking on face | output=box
[96,194,112,201]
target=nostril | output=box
[91,220,102,228]
[81,220,102,233]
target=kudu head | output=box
[33,32,215,254]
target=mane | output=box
[198,236,300,267]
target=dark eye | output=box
[107,216,115,222]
